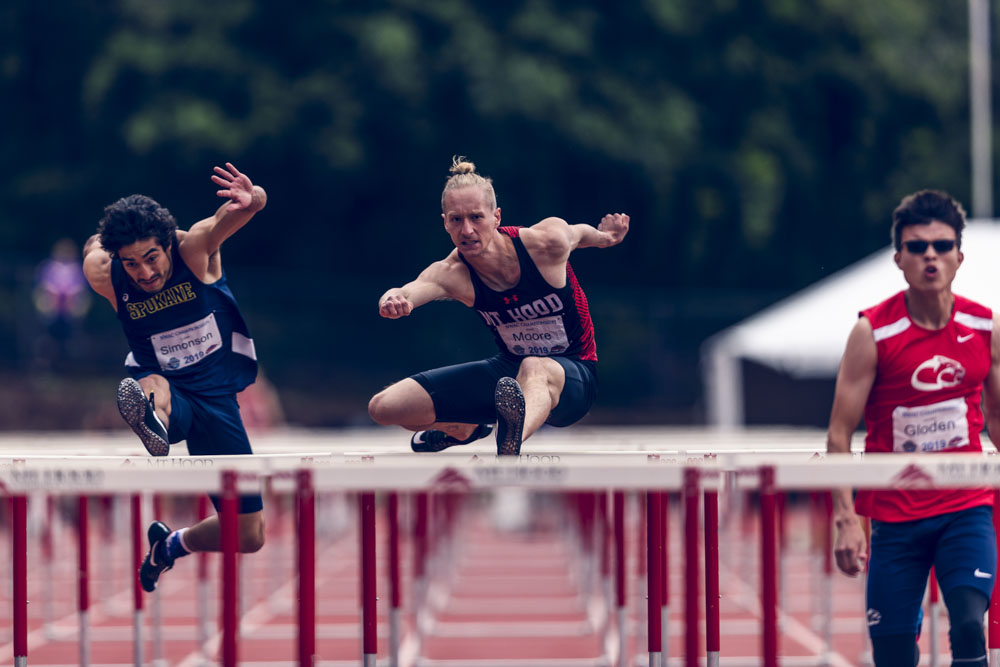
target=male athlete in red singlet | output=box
[827,190,1000,667]
[368,156,629,456]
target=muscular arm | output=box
[826,316,877,576]
[982,313,1000,451]
[81,233,117,309]
[180,163,267,280]
[522,213,630,258]
[378,253,473,318]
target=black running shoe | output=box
[494,377,525,456]
[411,423,494,453]
[138,521,174,593]
[117,378,169,456]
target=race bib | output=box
[151,313,223,371]
[891,397,969,452]
[497,315,570,356]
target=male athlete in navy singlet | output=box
[369,157,629,455]
[83,163,267,593]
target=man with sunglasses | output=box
[826,190,1000,667]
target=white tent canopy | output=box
[703,219,1000,427]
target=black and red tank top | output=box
[457,226,597,362]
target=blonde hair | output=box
[441,156,497,211]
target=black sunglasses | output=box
[903,239,956,254]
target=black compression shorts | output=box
[411,353,598,427]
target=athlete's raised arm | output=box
[182,163,267,264]
[574,212,629,249]
[521,213,629,263]
[82,233,117,308]
[827,316,877,576]
[378,253,474,319]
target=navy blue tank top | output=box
[458,226,597,362]
[110,241,257,395]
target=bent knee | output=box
[517,356,565,397]
[368,380,433,426]
[517,356,551,376]
[239,527,265,553]
[368,391,394,425]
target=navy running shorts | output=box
[411,353,598,427]
[164,384,264,514]
[866,504,996,637]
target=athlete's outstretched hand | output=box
[598,213,629,247]
[212,163,256,211]
[379,293,413,319]
[833,517,868,577]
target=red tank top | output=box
[855,291,994,521]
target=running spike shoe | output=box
[411,423,494,453]
[138,521,173,593]
[494,377,525,457]
[117,377,169,456]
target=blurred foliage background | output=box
[0,0,991,429]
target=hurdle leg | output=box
[704,486,720,667]
[646,491,663,667]
[78,495,90,667]
[614,490,627,667]
[760,466,778,667]
[130,494,144,667]
[593,491,612,652]
[598,491,612,640]
[683,469,701,667]
[777,491,787,633]
[297,470,316,667]
[221,471,239,667]
[100,496,116,608]
[388,492,401,667]
[360,491,377,667]
[12,494,27,667]
[42,495,55,638]
[637,492,648,661]
[660,492,669,667]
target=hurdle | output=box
[5,450,999,666]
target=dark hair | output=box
[97,194,177,256]
[891,190,966,251]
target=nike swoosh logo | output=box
[958,333,975,343]
[974,568,992,578]
[149,540,162,566]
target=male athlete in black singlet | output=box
[83,163,267,593]
[369,157,629,455]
